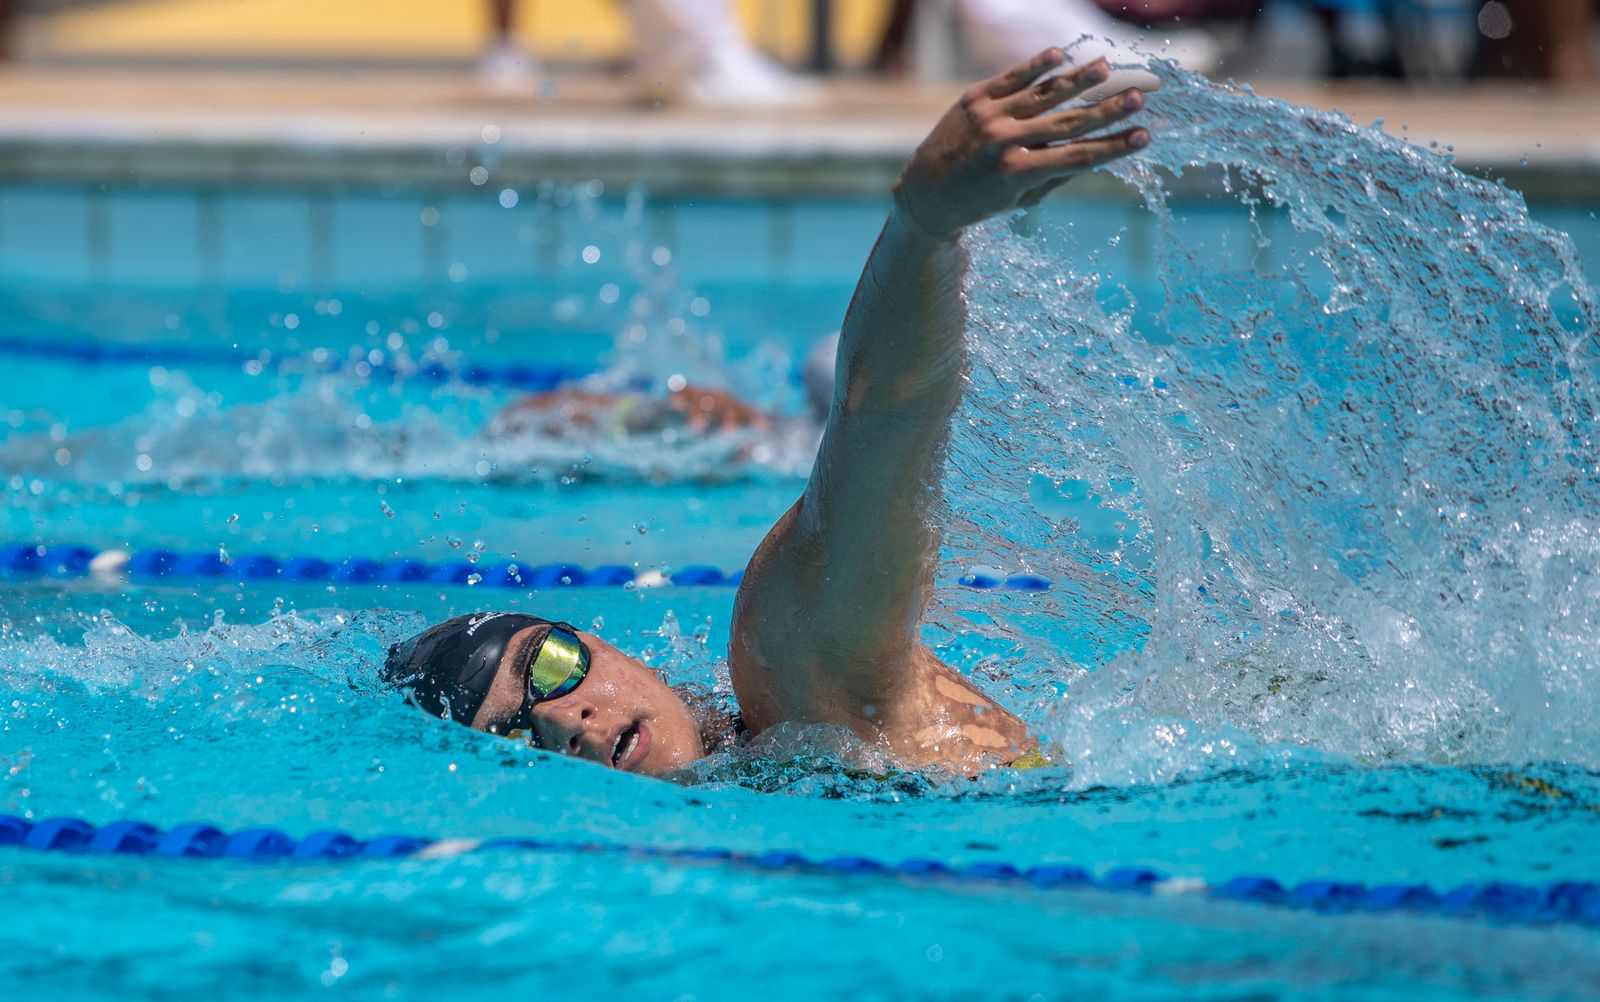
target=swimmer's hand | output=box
[893,49,1150,241]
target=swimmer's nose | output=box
[531,700,605,760]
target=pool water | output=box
[4,68,1600,1000]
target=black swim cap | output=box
[382,612,551,725]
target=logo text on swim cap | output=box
[466,612,513,637]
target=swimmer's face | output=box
[469,623,705,775]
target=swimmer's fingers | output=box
[980,47,1067,99]
[993,59,1112,118]
[1008,127,1151,180]
[898,52,1143,236]
[1009,88,1145,148]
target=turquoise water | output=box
[4,69,1600,999]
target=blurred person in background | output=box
[484,334,838,441]
[480,0,817,104]
[1470,0,1597,86]
[1303,0,1406,79]
[487,383,772,438]
[1300,0,1597,84]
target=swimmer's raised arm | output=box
[729,51,1149,754]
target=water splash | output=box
[1,608,416,703]
[941,61,1600,784]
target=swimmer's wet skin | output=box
[385,614,705,774]
[486,383,775,440]
[387,49,1148,778]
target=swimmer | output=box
[483,335,839,441]
[385,50,1151,776]
[485,384,771,438]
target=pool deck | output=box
[1,66,1597,199]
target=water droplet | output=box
[1477,0,1512,39]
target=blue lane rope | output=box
[0,541,729,589]
[0,333,595,392]
[4,813,1595,929]
[0,542,1056,592]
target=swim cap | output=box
[383,612,550,725]
[802,332,840,422]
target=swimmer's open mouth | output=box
[612,721,645,769]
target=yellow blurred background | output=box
[25,0,895,67]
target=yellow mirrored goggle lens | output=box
[526,626,589,702]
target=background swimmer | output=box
[386,48,1151,777]
[483,333,839,440]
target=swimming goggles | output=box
[507,622,591,741]
[524,622,591,702]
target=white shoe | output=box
[672,45,821,107]
[955,0,1219,91]
[478,40,540,92]
[629,0,821,106]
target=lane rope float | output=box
[0,333,596,392]
[3,813,1595,929]
[0,542,1056,592]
